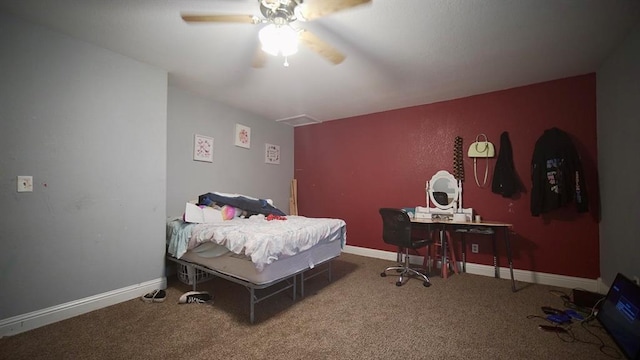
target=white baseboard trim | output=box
[343,245,602,293]
[0,277,166,338]
[1,246,605,338]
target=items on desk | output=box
[424,170,474,221]
[402,207,416,219]
[452,213,467,222]
[414,206,431,219]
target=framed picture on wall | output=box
[193,134,214,162]
[265,143,280,164]
[234,124,251,149]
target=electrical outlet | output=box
[17,176,33,192]
[471,243,479,254]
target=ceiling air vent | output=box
[275,114,321,127]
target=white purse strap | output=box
[473,134,489,187]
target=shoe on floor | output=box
[141,289,166,303]
[178,291,212,304]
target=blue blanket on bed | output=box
[198,193,286,216]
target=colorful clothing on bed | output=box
[198,192,286,217]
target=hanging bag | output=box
[468,134,495,157]
[467,134,495,187]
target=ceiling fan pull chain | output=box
[283,56,290,67]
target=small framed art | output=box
[234,124,251,149]
[193,134,214,162]
[265,143,280,164]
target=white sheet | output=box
[167,215,346,271]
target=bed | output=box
[165,209,347,323]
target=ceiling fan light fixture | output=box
[261,0,285,10]
[261,0,277,9]
[259,23,299,57]
[293,3,308,21]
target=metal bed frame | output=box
[167,255,334,323]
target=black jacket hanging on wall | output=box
[530,127,588,216]
[491,131,519,198]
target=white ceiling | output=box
[1,0,639,124]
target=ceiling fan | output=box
[181,0,372,67]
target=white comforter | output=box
[167,215,346,271]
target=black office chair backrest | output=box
[379,208,412,248]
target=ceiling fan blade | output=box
[299,0,371,21]
[299,30,345,65]
[181,14,258,24]
[252,46,267,68]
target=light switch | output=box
[17,176,33,192]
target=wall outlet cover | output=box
[471,243,479,253]
[17,176,33,192]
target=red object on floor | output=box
[430,230,459,279]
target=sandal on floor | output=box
[178,291,212,304]
[141,289,166,303]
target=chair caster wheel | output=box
[395,281,403,286]
[380,272,387,277]
[423,281,431,287]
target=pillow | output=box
[183,202,223,223]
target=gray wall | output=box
[597,21,640,285]
[166,86,294,218]
[0,12,295,326]
[0,14,168,319]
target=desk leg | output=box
[461,233,466,273]
[441,229,448,279]
[504,229,516,292]
[492,232,498,278]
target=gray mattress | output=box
[178,238,342,285]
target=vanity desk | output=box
[412,170,516,292]
[410,217,516,292]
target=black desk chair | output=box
[379,208,432,287]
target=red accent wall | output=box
[294,74,600,279]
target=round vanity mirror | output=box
[428,170,459,210]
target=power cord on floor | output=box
[524,290,622,359]
[578,318,623,359]
[549,289,597,319]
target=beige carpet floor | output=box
[0,253,624,360]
